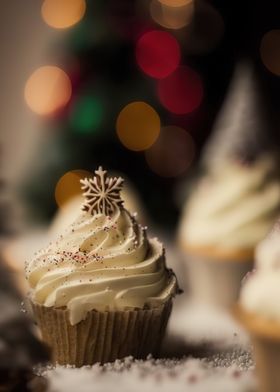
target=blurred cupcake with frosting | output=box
[236,219,280,392]
[178,61,280,307]
[26,167,178,366]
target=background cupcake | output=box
[178,61,280,307]
[25,167,178,367]
[236,219,280,392]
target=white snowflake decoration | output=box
[80,166,124,215]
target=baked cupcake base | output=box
[31,301,172,367]
[181,243,253,307]
[234,305,280,392]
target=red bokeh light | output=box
[260,30,280,76]
[157,65,203,114]
[135,30,181,79]
[145,125,195,177]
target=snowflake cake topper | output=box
[80,166,124,215]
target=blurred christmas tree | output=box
[20,0,280,227]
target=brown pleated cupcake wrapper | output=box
[184,252,253,307]
[31,301,172,367]
[234,306,280,392]
[251,336,280,392]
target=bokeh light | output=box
[41,0,86,29]
[185,1,224,55]
[116,101,160,151]
[260,30,280,76]
[157,66,203,114]
[55,170,92,208]
[135,30,181,79]
[70,96,103,134]
[145,126,195,177]
[24,66,72,116]
[158,0,192,6]
[150,0,194,30]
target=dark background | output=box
[1,0,280,232]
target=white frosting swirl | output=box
[26,209,176,325]
[255,219,280,270]
[240,270,280,321]
[179,157,280,252]
[241,218,280,320]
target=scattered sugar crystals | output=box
[205,347,254,371]
[20,301,27,313]
[41,353,256,392]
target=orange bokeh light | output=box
[24,66,72,116]
[260,30,280,76]
[159,0,193,7]
[116,102,161,151]
[150,0,194,30]
[55,170,93,208]
[41,0,86,29]
[145,126,195,177]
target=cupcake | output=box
[25,167,178,366]
[178,61,280,306]
[235,220,280,392]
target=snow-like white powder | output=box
[40,301,255,392]
[42,354,256,392]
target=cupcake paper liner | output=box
[184,252,253,307]
[234,306,280,392]
[31,301,172,367]
[251,336,280,392]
